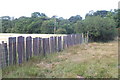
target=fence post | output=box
[75,34,77,45]
[0,44,3,68]
[26,36,32,61]
[70,35,73,46]
[12,37,16,64]
[0,43,2,80]
[39,37,42,55]
[29,37,32,58]
[42,38,46,56]
[63,36,67,49]
[79,34,81,44]
[54,37,57,52]
[76,34,79,45]
[50,37,54,53]
[66,35,69,48]
[33,37,39,56]
[69,35,72,47]
[82,33,84,44]
[67,34,70,47]
[46,38,50,54]
[2,42,8,67]
[72,34,75,46]
[58,36,62,52]
[8,37,13,65]
[87,32,89,43]
[70,34,72,46]
[1,42,7,67]
[17,36,24,64]
[33,38,37,56]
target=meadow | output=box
[2,41,118,78]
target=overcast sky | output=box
[0,0,119,19]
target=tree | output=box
[26,19,42,33]
[56,28,67,34]
[2,16,13,33]
[114,9,120,28]
[41,20,54,34]
[68,15,82,23]
[31,12,41,18]
[74,20,85,34]
[93,10,108,17]
[81,16,117,41]
[85,10,109,18]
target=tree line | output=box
[1,9,119,42]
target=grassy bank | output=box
[2,41,118,78]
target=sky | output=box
[0,0,119,19]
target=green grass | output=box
[0,69,2,79]
[2,41,118,78]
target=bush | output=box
[75,16,117,42]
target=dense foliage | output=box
[1,9,119,41]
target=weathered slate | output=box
[12,37,16,64]
[58,36,62,52]
[8,37,13,65]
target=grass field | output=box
[2,41,118,78]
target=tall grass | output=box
[2,41,118,78]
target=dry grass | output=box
[2,41,118,78]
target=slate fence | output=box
[0,33,88,68]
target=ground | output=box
[2,41,118,78]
